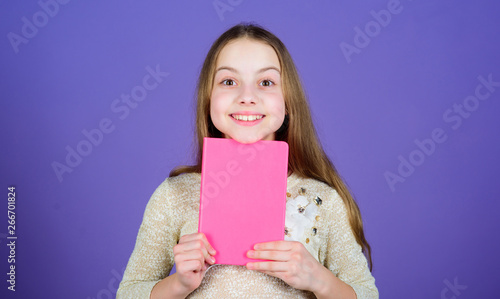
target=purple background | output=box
[1,1,499,298]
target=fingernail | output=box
[247,250,254,257]
[246,263,254,269]
[211,256,215,264]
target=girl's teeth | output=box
[232,115,263,121]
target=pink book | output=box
[198,137,289,265]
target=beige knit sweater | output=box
[117,172,378,298]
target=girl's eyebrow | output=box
[215,66,281,75]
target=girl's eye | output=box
[220,78,275,87]
[260,79,274,87]
[221,79,235,86]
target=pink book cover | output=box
[198,137,289,265]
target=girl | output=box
[117,23,378,299]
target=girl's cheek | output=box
[269,108,286,127]
[213,88,236,100]
[269,96,286,114]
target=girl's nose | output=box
[238,85,257,105]
[239,97,256,105]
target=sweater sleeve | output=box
[324,189,379,299]
[117,179,178,299]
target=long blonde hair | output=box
[170,22,373,270]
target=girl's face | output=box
[210,38,286,144]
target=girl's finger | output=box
[174,241,207,257]
[199,233,217,255]
[176,248,215,265]
[179,233,217,255]
[178,233,206,244]
[177,239,215,264]
[254,240,296,251]
[247,250,290,262]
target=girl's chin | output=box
[229,137,261,144]
[223,133,273,144]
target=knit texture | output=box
[117,172,378,298]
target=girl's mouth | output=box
[230,114,264,121]
[229,114,265,126]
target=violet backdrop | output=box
[1,0,499,298]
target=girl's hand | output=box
[245,241,326,293]
[172,233,216,294]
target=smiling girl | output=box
[117,23,378,299]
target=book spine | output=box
[280,142,289,241]
[197,137,209,233]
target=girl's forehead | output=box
[215,38,280,71]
